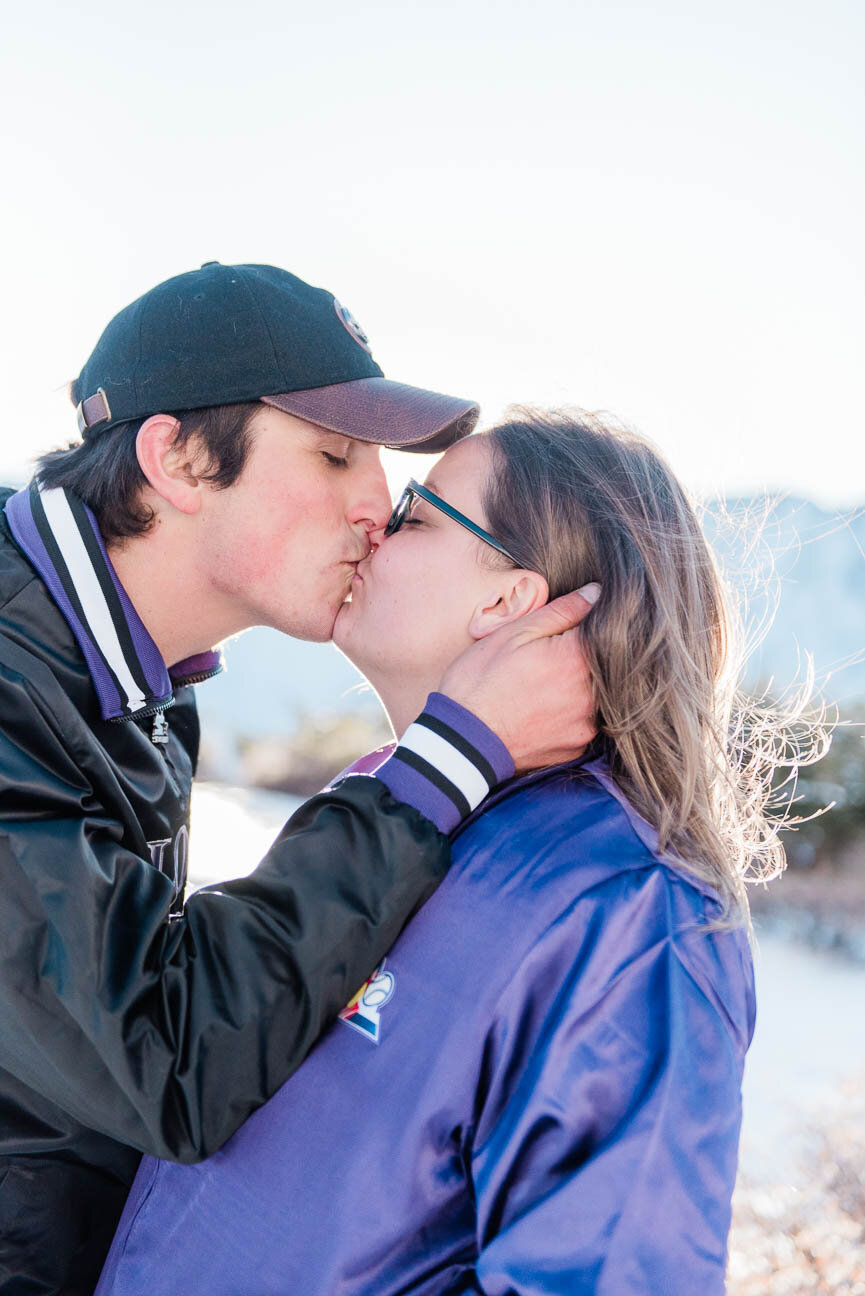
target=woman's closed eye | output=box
[321,452,349,468]
[405,499,437,526]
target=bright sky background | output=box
[1,0,861,506]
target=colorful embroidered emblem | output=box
[339,960,395,1043]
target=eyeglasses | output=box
[384,478,521,565]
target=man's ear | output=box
[136,415,204,517]
[468,570,550,640]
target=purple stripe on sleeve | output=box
[424,692,514,782]
[375,754,467,836]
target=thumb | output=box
[514,582,601,640]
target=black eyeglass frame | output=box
[384,478,521,566]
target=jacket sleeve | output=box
[0,662,509,1163]
[466,875,754,1296]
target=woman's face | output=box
[333,434,514,717]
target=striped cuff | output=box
[375,693,514,834]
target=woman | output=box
[98,410,765,1294]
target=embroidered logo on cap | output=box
[334,299,374,355]
[339,959,395,1043]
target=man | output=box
[0,262,596,1293]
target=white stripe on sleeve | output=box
[398,722,491,809]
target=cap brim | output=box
[260,377,479,453]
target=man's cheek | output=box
[253,527,313,585]
[239,545,284,585]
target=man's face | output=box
[198,405,393,641]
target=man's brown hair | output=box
[36,398,261,545]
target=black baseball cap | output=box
[74,262,479,453]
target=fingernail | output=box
[577,582,601,605]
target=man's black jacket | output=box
[0,487,450,1294]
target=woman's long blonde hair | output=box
[483,408,822,926]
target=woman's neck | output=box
[368,672,439,741]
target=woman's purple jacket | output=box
[97,756,755,1295]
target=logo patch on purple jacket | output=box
[339,960,395,1043]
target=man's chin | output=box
[331,599,353,649]
[333,604,371,674]
[269,602,342,645]
[314,587,360,644]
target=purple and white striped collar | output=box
[4,484,222,722]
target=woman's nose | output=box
[366,524,386,554]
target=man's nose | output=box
[349,460,394,535]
